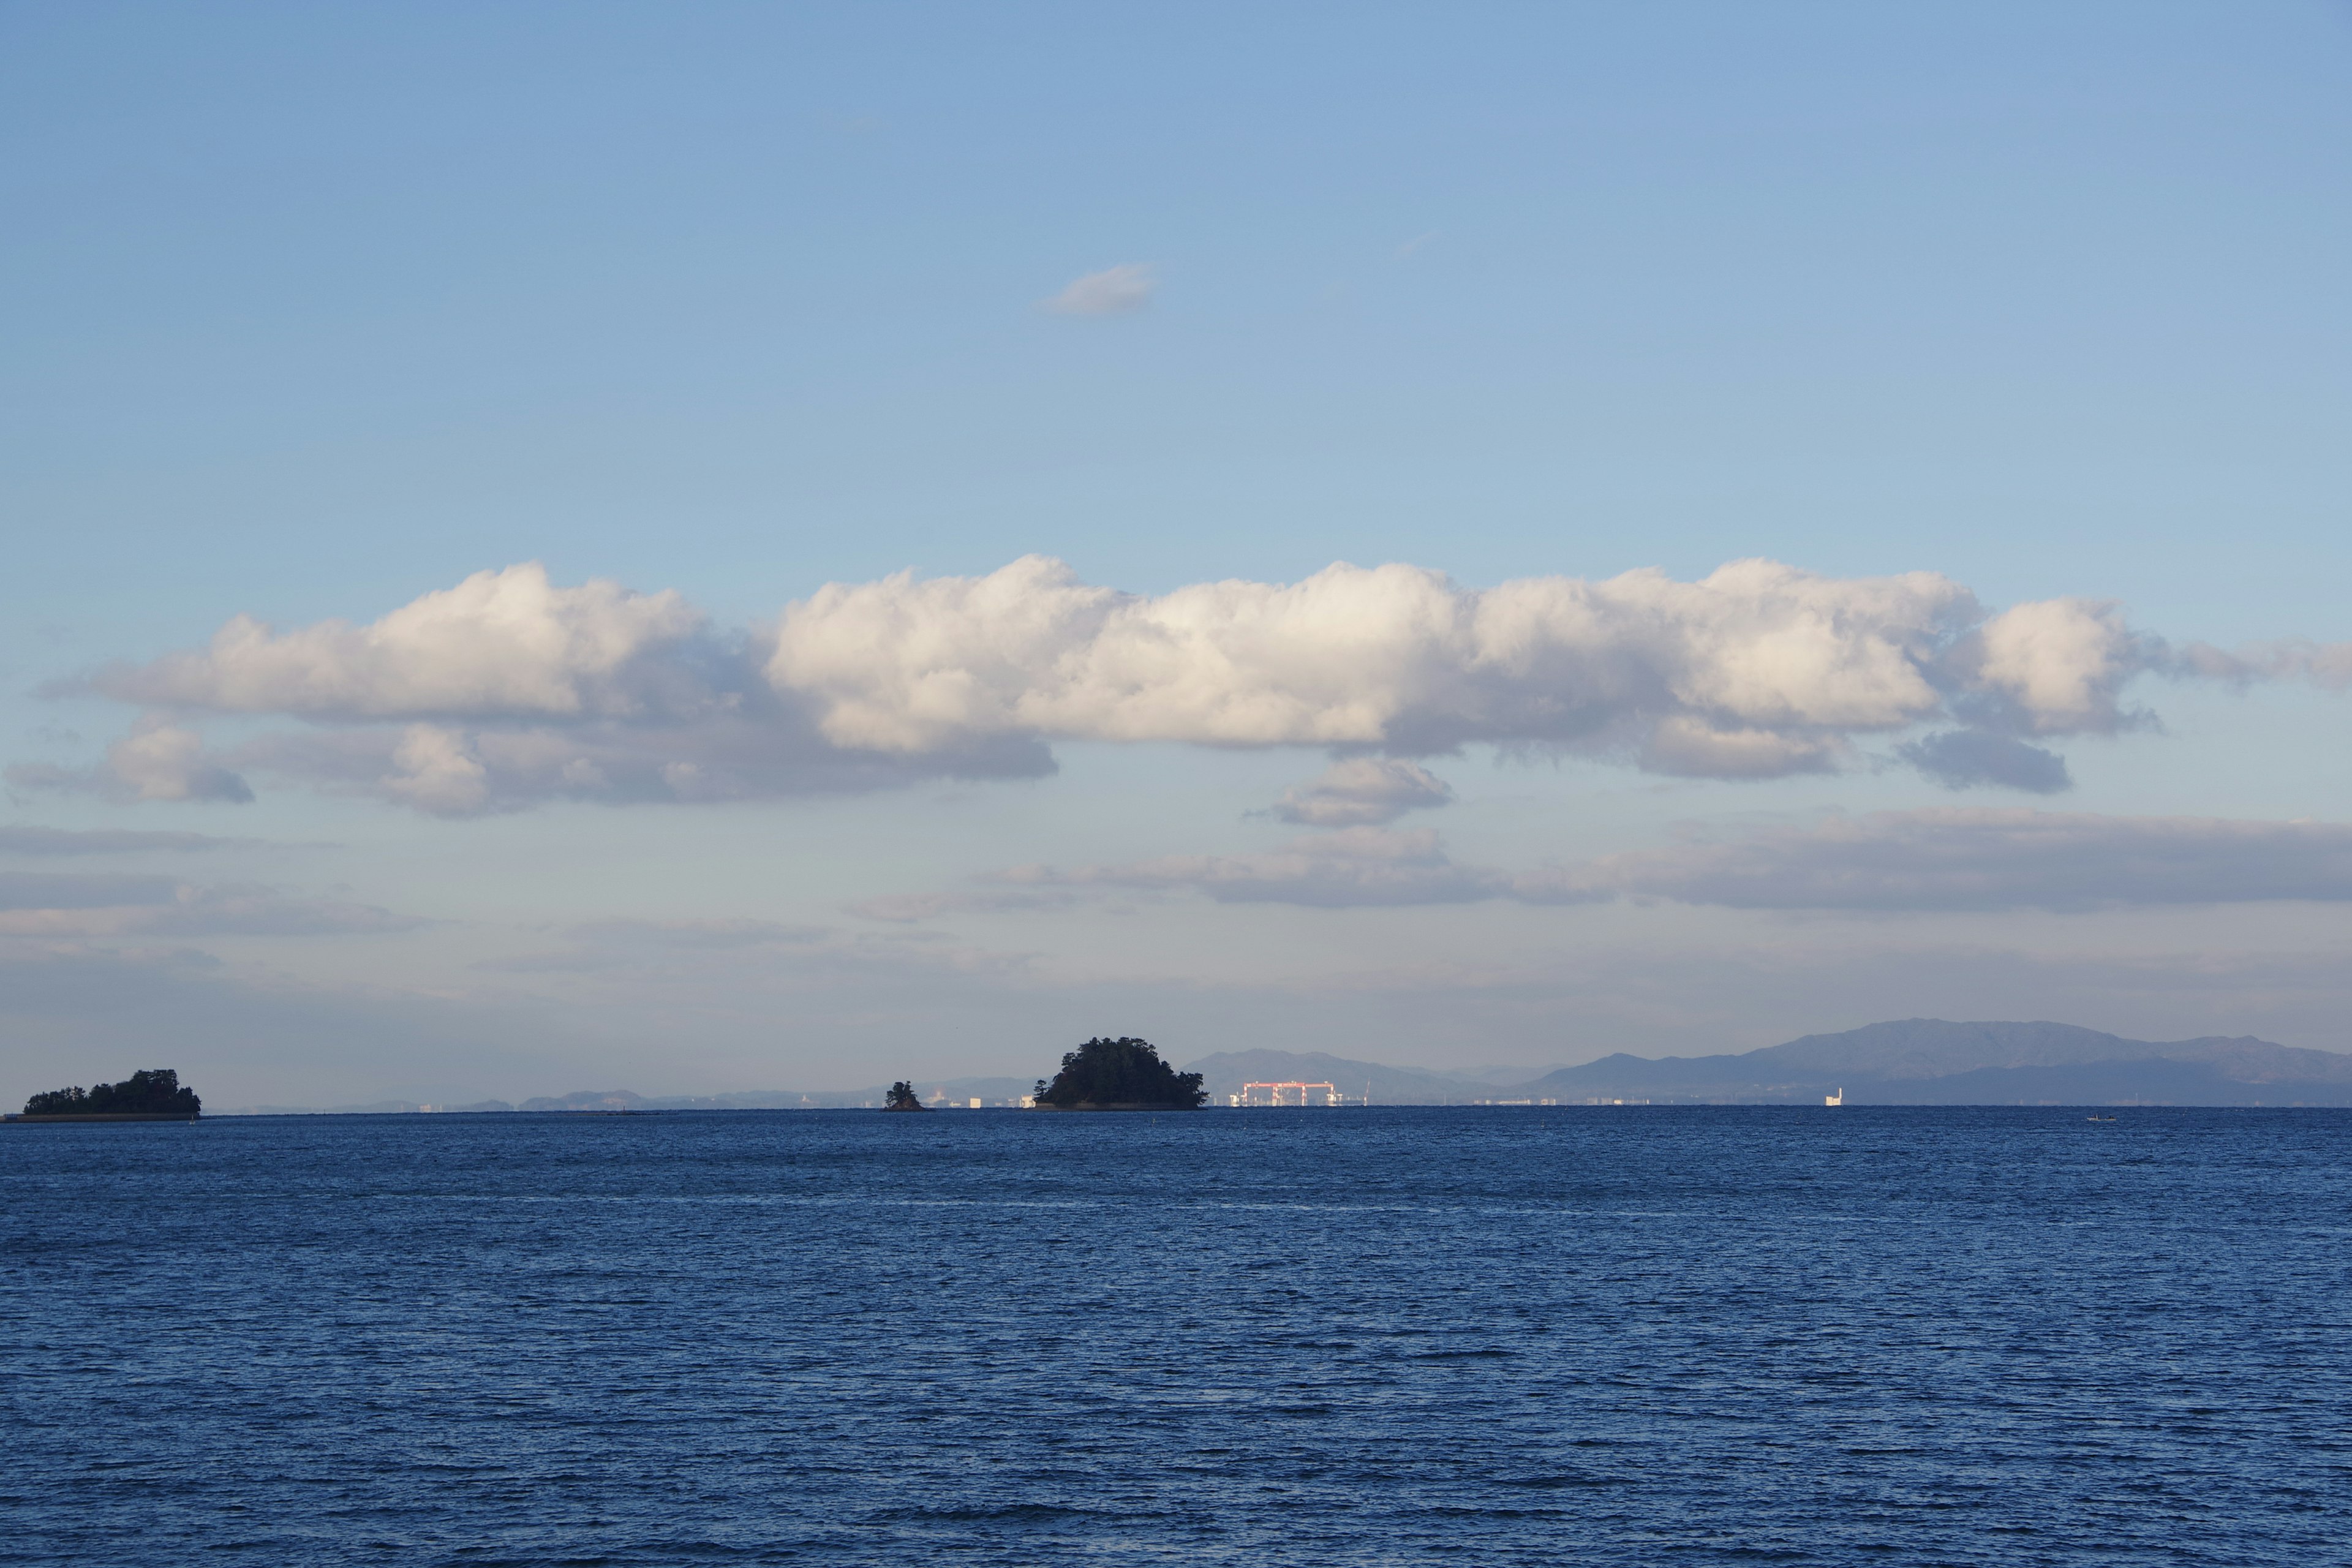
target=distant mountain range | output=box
[213,1020,2352,1114]
[1508,1019,2352,1106]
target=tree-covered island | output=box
[883,1081,927,1111]
[20,1069,202,1120]
[1031,1037,1208,1110]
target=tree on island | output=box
[883,1081,927,1112]
[24,1068,201,1118]
[1032,1037,1207,1110]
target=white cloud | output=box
[766,555,2119,763]
[1268,758,1453,826]
[1041,263,1156,316]
[981,810,2352,914]
[27,555,2348,815]
[6,717,253,804]
[1947,597,2152,735]
[380,725,491,815]
[90,563,709,720]
[108,720,255,801]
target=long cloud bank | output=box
[15,556,2338,815]
[988,809,2352,913]
[0,870,422,939]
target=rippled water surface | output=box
[4,1107,2348,1564]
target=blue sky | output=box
[4,2,2350,1106]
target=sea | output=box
[2,1106,2346,1566]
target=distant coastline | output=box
[4,1112,199,1124]
[186,1019,2352,1116]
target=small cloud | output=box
[1042,263,1156,317]
[7,717,252,805]
[1899,730,2071,793]
[111,718,254,802]
[1396,231,1438,259]
[1268,758,1453,826]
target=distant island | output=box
[1032,1037,1208,1111]
[16,1068,202,1121]
[883,1081,927,1111]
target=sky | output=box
[3,1,2350,1108]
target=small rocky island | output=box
[1031,1037,1208,1111]
[15,1068,202,1121]
[883,1081,927,1111]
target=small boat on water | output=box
[2087,1114,2117,1122]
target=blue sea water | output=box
[2,1106,2347,1566]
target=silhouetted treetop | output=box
[1032,1038,1207,1110]
[23,1069,200,1118]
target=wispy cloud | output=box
[1041,263,1156,316]
[0,826,251,856]
[0,870,426,938]
[1266,758,1453,826]
[1556,810,2352,912]
[997,827,1504,908]
[974,810,2352,915]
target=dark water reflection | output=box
[4,1106,2346,1564]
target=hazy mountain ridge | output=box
[1518,1020,2352,1105]
[1185,1023,2352,1106]
[1738,1019,2352,1082]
